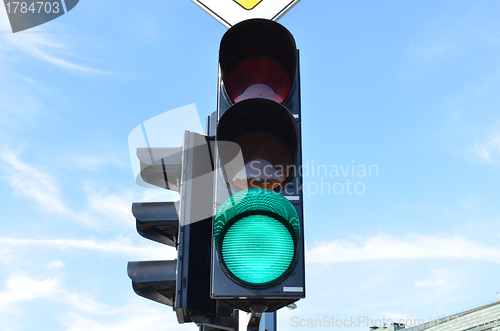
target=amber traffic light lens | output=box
[217,98,299,192]
[225,131,293,190]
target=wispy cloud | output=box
[85,185,136,228]
[0,9,106,74]
[457,196,478,209]
[0,149,73,216]
[64,293,110,314]
[0,274,61,311]
[84,183,176,229]
[58,302,188,331]
[71,154,124,170]
[472,133,500,165]
[45,260,65,270]
[415,269,452,288]
[0,236,176,261]
[0,10,107,131]
[307,234,500,264]
[0,73,46,128]
[0,148,176,230]
[0,268,188,331]
[21,45,106,73]
[0,272,109,326]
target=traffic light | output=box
[127,202,178,307]
[210,19,305,314]
[128,132,217,324]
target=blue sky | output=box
[1,1,500,330]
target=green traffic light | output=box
[214,188,300,286]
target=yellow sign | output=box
[233,0,263,10]
[191,0,301,28]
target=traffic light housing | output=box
[128,132,217,324]
[128,202,178,307]
[210,19,305,313]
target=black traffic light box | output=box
[128,132,217,324]
[210,19,305,314]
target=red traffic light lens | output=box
[225,56,292,104]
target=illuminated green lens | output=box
[222,215,294,284]
[215,189,300,286]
